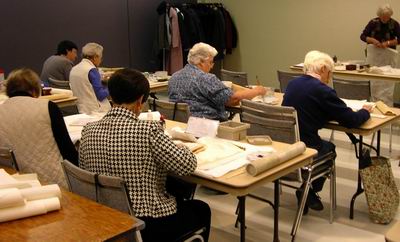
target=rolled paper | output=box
[0,197,60,222]
[0,169,33,189]
[376,101,396,116]
[0,188,25,209]
[246,142,306,176]
[246,153,280,176]
[20,184,61,201]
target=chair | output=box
[61,160,204,242]
[61,160,144,241]
[332,78,371,101]
[0,147,19,171]
[331,78,373,143]
[220,69,248,87]
[240,99,336,240]
[148,97,190,123]
[48,77,71,90]
[277,70,301,93]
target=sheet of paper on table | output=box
[185,117,219,138]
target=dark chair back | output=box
[221,69,248,87]
[148,97,190,123]
[332,78,371,101]
[48,78,71,90]
[241,99,299,144]
[277,70,301,93]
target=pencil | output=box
[256,75,261,86]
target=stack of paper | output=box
[0,169,61,222]
[64,113,105,143]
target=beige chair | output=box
[61,160,205,242]
[331,78,374,144]
[240,99,336,240]
[148,97,190,123]
[61,160,144,241]
[277,70,301,93]
[332,78,371,101]
[48,78,71,90]
[0,147,19,171]
[221,69,248,87]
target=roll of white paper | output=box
[0,197,60,222]
[41,197,61,212]
[20,184,61,201]
[246,142,306,176]
[0,188,25,209]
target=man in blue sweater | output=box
[283,50,372,213]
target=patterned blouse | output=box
[79,107,197,218]
[168,64,233,120]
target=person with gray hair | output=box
[283,50,371,214]
[169,42,266,121]
[360,3,400,49]
[70,42,111,114]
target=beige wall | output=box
[219,0,400,89]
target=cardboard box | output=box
[217,121,250,141]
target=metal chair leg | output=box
[329,167,334,223]
[291,166,312,239]
[332,160,337,210]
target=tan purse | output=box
[360,149,399,224]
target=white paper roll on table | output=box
[0,197,60,222]
[0,188,25,209]
[20,184,61,201]
[246,142,306,176]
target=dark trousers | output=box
[308,140,336,192]
[138,199,211,242]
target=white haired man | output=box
[361,3,400,49]
[168,42,266,121]
[282,50,372,214]
[70,42,111,114]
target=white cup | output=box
[265,87,274,97]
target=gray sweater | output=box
[40,55,73,82]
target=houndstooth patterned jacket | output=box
[79,107,197,218]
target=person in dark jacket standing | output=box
[360,4,400,49]
[282,50,372,213]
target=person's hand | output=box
[382,40,391,48]
[253,86,267,96]
[362,104,373,113]
[369,37,382,47]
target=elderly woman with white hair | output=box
[70,42,111,114]
[168,42,266,121]
[361,3,400,49]
[282,50,371,214]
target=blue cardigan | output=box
[282,75,370,149]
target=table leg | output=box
[238,196,246,242]
[377,130,381,156]
[350,135,366,219]
[273,180,280,242]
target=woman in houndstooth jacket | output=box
[79,68,211,242]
